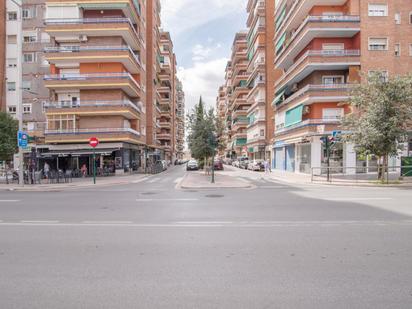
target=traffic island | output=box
[178,171,254,189]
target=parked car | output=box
[223,158,232,165]
[232,160,240,168]
[248,159,265,171]
[213,159,224,171]
[239,159,249,169]
[186,160,199,171]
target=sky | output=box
[160,0,248,113]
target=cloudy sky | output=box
[160,0,248,112]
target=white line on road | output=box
[148,178,159,183]
[20,220,60,224]
[82,221,134,224]
[132,177,149,183]
[0,200,20,203]
[321,197,393,201]
[136,198,199,202]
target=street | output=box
[1,166,412,308]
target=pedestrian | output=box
[264,160,270,174]
[44,162,50,179]
[81,164,88,177]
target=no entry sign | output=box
[89,137,99,148]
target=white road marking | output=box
[148,178,159,183]
[0,220,411,228]
[322,197,393,201]
[0,200,20,203]
[132,177,149,183]
[20,220,60,224]
[136,198,198,202]
[82,220,133,224]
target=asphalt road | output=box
[1,166,412,308]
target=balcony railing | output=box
[44,72,140,88]
[45,127,141,136]
[275,49,360,87]
[276,15,360,59]
[275,118,342,135]
[44,45,141,66]
[44,17,140,41]
[275,83,353,108]
[44,100,142,113]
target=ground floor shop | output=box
[247,144,266,161]
[272,136,402,175]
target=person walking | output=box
[264,159,271,174]
[81,164,88,178]
[44,162,50,179]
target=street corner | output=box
[178,170,255,190]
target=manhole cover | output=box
[141,192,157,195]
[205,194,224,198]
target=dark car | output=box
[213,159,224,171]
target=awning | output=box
[285,104,303,127]
[276,32,286,54]
[40,149,117,158]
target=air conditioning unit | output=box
[303,105,310,115]
[79,35,88,42]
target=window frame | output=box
[368,37,389,51]
[368,4,388,17]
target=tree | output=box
[215,114,226,155]
[343,74,412,181]
[187,97,217,166]
[0,111,18,162]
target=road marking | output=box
[174,177,182,184]
[258,186,287,189]
[148,178,160,183]
[132,177,149,183]
[20,220,60,224]
[82,220,133,224]
[0,200,20,203]
[136,198,198,202]
[322,197,393,201]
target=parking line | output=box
[0,200,20,203]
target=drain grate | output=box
[205,194,224,198]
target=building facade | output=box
[272,0,412,174]
[0,1,6,111]
[175,79,185,160]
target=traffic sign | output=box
[18,131,29,149]
[89,137,99,148]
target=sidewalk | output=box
[178,170,254,189]
[0,173,149,192]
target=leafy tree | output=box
[343,74,412,181]
[187,97,217,166]
[0,112,18,162]
[215,114,226,155]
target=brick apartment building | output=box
[0,0,184,173]
[0,1,6,112]
[272,0,412,174]
[218,0,412,171]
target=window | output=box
[7,58,17,67]
[47,115,76,131]
[23,53,35,63]
[260,129,265,137]
[322,43,344,50]
[7,12,17,20]
[395,13,401,24]
[322,76,345,85]
[8,106,17,114]
[23,32,37,43]
[7,82,16,91]
[323,108,344,120]
[369,71,389,82]
[23,104,32,114]
[409,44,412,56]
[410,12,412,24]
[395,43,401,56]
[369,38,388,50]
[368,4,388,16]
[7,35,17,44]
[22,8,33,19]
[22,81,31,91]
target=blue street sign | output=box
[18,131,29,148]
[332,130,342,138]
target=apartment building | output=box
[216,85,226,157]
[227,31,250,158]
[175,79,185,160]
[42,0,147,173]
[272,0,412,174]
[157,31,177,162]
[245,0,276,161]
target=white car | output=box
[248,160,265,171]
[186,160,199,171]
[232,160,240,168]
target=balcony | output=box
[44,73,141,98]
[275,118,342,137]
[276,15,360,70]
[275,49,361,90]
[45,0,142,24]
[273,83,353,110]
[45,18,142,50]
[159,122,171,129]
[157,132,172,140]
[44,45,141,73]
[247,0,265,27]
[44,100,141,119]
[45,127,141,144]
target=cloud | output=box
[177,58,228,112]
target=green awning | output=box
[273,90,285,106]
[276,5,287,29]
[285,104,303,127]
[248,147,254,153]
[235,138,247,146]
[276,32,286,54]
